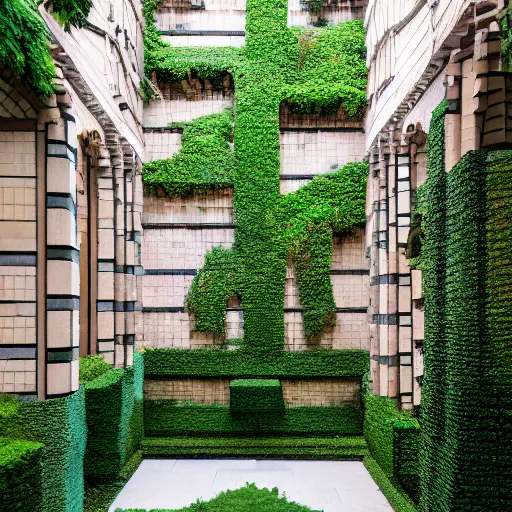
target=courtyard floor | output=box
[110,459,393,512]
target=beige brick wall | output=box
[0,359,36,393]
[144,377,361,407]
[145,378,230,404]
[0,266,36,302]
[143,94,233,126]
[280,131,366,176]
[142,228,235,270]
[142,312,214,348]
[281,379,360,407]
[144,131,182,161]
[143,190,233,225]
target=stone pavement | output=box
[110,459,393,512]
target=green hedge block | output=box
[364,395,420,504]
[364,456,417,512]
[12,388,88,512]
[0,438,44,511]
[144,401,362,437]
[143,348,369,378]
[141,436,368,460]
[84,352,144,482]
[230,379,284,415]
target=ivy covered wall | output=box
[142,0,368,350]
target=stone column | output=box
[43,81,80,397]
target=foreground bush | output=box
[115,483,320,511]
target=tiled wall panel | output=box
[143,95,233,127]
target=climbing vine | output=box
[142,0,368,349]
[143,109,234,197]
[0,0,93,98]
[0,0,55,97]
[283,22,367,116]
[48,0,91,30]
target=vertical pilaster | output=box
[44,93,80,397]
[96,144,116,364]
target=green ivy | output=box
[364,394,420,504]
[84,352,144,481]
[142,0,368,347]
[420,136,512,509]
[144,401,363,437]
[282,22,367,117]
[48,0,91,30]
[418,100,448,511]
[500,4,512,72]
[406,183,427,268]
[141,436,368,460]
[364,456,417,512]
[1,389,88,512]
[0,0,55,97]
[79,355,112,384]
[84,450,143,512]
[143,110,234,197]
[142,0,239,83]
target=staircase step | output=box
[142,436,369,460]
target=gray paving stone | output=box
[109,459,393,512]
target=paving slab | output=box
[109,459,393,512]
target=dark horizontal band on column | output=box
[47,193,76,215]
[47,296,80,311]
[0,347,36,359]
[0,253,36,266]
[47,246,80,263]
[370,274,398,285]
[372,314,397,325]
[47,347,79,363]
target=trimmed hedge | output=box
[0,437,44,511]
[84,450,142,512]
[80,355,112,384]
[364,456,417,512]
[419,100,448,510]
[364,395,420,504]
[420,133,512,508]
[143,348,369,378]
[144,401,363,437]
[4,388,88,512]
[84,352,144,481]
[116,483,320,512]
[141,436,368,460]
[230,379,285,415]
